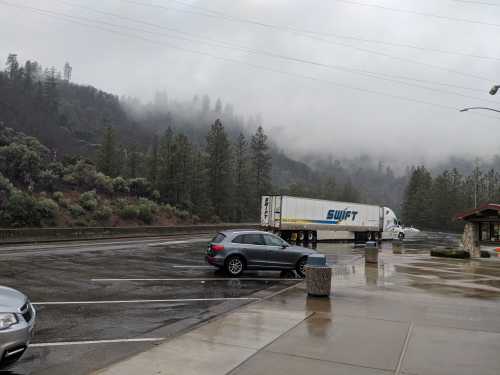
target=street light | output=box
[459,107,500,113]
[490,85,500,95]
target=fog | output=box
[1,0,499,164]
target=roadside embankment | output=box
[0,223,259,244]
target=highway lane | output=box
[0,235,300,375]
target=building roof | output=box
[456,203,500,221]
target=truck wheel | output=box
[225,256,245,277]
[307,231,314,242]
[312,231,318,243]
[398,232,405,240]
[298,231,305,242]
[368,232,373,241]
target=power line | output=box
[132,0,500,62]
[333,0,500,28]
[1,0,499,122]
[123,0,494,83]
[51,0,492,96]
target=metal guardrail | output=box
[0,223,259,244]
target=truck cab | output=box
[382,207,405,240]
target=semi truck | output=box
[261,195,404,242]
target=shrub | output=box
[67,160,98,189]
[129,178,151,197]
[0,191,41,227]
[161,204,175,218]
[36,198,58,225]
[52,191,64,202]
[95,173,114,194]
[191,215,201,224]
[151,189,160,201]
[69,203,85,218]
[38,169,59,192]
[79,190,98,211]
[94,205,113,222]
[59,198,71,209]
[137,204,154,224]
[0,172,14,204]
[112,177,129,194]
[119,205,139,220]
[0,143,42,185]
[176,209,190,221]
[47,161,64,177]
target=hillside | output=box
[0,54,410,222]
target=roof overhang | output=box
[455,203,500,222]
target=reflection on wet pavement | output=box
[310,231,500,300]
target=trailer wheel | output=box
[307,231,314,242]
[398,232,405,240]
[368,232,373,241]
[298,231,305,242]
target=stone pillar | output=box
[463,222,480,258]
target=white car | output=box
[0,286,36,368]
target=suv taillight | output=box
[211,244,224,252]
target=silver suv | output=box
[0,286,36,368]
[206,230,317,277]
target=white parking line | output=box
[148,239,208,247]
[32,297,260,305]
[31,338,165,347]
[91,278,299,282]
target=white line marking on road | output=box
[32,297,260,305]
[148,239,208,247]
[172,265,213,268]
[0,237,208,253]
[31,338,165,347]
[91,278,299,282]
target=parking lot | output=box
[0,234,301,375]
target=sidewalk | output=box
[95,254,500,375]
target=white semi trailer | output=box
[261,195,404,242]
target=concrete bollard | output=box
[305,254,332,297]
[365,241,379,264]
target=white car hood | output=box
[0,286,26,312]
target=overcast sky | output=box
[1,0,500,165]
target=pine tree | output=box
[97,125,118,177]
[127,146,142,179]
[339,178,360,202]
[158,127,175,202]
[234,133,250,221]
[250,126,271,217]
[215,98,222,114]
[147,134,160,187]
[206,119,233,219]
[191,149,212,220]
[401,166,433,228]
[43,66,58,112]
[6,54,19,81]
[63,62,72,82]
[171,133,193,207]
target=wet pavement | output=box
[96,231,500,375]
[0,235,301,375]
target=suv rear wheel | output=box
[225,256,245,277]
[296,257,307,278]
